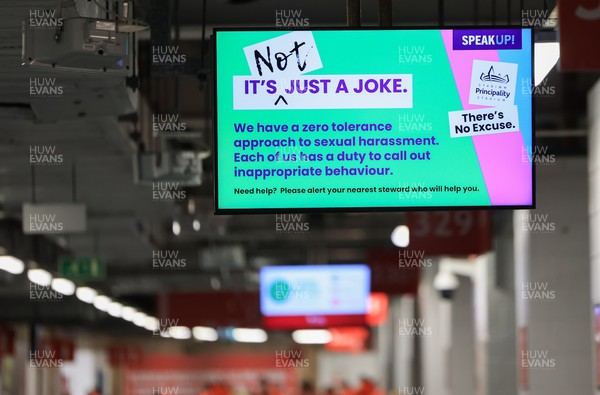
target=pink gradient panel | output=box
[441,30,532,206]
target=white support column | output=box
[485,211,519,395]
[589,79,600,395]
[527,155,592,395]
[514,209,531,395]
[392,295,416,392]
[419,265,448,395]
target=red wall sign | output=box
[366,293,389,326]
[405,211,492,255]
[0,327,15,356]
[37,339,75,361]
[125,353,297,395]
[158,292,262,328]
[108,345,143,367]
[368,212,490,295]
[559,0,600,71]
[325,327,370,353]
[368,249,420,295]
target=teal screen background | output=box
[214,29,533,211]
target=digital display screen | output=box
[213,28,534,213]
[259,264,370,329]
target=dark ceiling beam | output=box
[347,0,361,27]
[379,0,392,27]
[0,296,150,335]
[149,0,203,75]
[0,219,68,273]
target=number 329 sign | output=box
[405,211,492,255]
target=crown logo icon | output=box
[480,66,510,84]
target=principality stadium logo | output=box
[480,66,510,84]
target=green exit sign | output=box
[58,258,106,280]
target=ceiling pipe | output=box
[149,0,202,75]
[150,0,170,48]
[347,0,361,27]
[379,0,392,27]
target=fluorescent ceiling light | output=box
[172,220,181,236]
[534,42,560,86]
[292,329,332,344]
[168,326,192,340]
[0,256,25,275]
[133,312,148,327]
[121,306,137,321]
[143,316,159,331]
[193,219,201,231]
[192,326,218,342]
[27,268,52,287]
[187,199,196,214]
[107,301,123,318]
[51,278,76,296]
[210,277,221,290]
[391,225,410,247]
[231,328,268,343]
[76,287,97,303]
[93,295,112,312]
